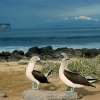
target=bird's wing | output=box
[64,70,91,86]
[32,70,49,83]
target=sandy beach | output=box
[0,60,100,100]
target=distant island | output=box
[0,23,11,29]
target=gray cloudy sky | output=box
[0,0,100,28]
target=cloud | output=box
[93,19,99,21]
[75,16,91,20]
[75,16,99,21]
[1,0,100,28]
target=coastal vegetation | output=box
[41,55,100,80]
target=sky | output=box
[0,0,100,28]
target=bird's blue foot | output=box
[32,87,38,90]
[32,83,38,90]
[66,87,74,94]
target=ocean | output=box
[0,27,100,53]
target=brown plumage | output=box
[64,70,96,87]
[32,70,50,83]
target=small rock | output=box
[0,91,7,98]
[18,61,28,65]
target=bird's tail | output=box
[87,79,99,83]
[44,66,55,78]
[87,79,100,88]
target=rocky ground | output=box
[0,59,100,100]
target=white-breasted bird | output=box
[26,56,54,90]
[59,53,99,94]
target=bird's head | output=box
[58,53,70,60]
[30,56,42,63]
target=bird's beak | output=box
[36,60,43,64]
[65,58,69,60]
[57,53,70,60]
[66,59,69,60]
[57,54,64,58]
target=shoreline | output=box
[0,45,100,54]
[0,45,100,63]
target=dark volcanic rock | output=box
[42,55,53,60]
[1,51,11,56]
[25,52,33,57]
[0,46,100,62]
[74,49,82,56]
[81,48,100,58]
[25,45,53,60]
[40,45,53,55]
[54,47,75,56]
[12,50,24,55]
[7,53,24,62]
[28,46,41,54]
[54,47,69,53]
[25,52,41,58]
[25,46,41,58]
[0,52,11,62]
[0,51,25,62]
[4,50,25,61]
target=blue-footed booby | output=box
[26,56,54,90]
[59,53,99,94]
